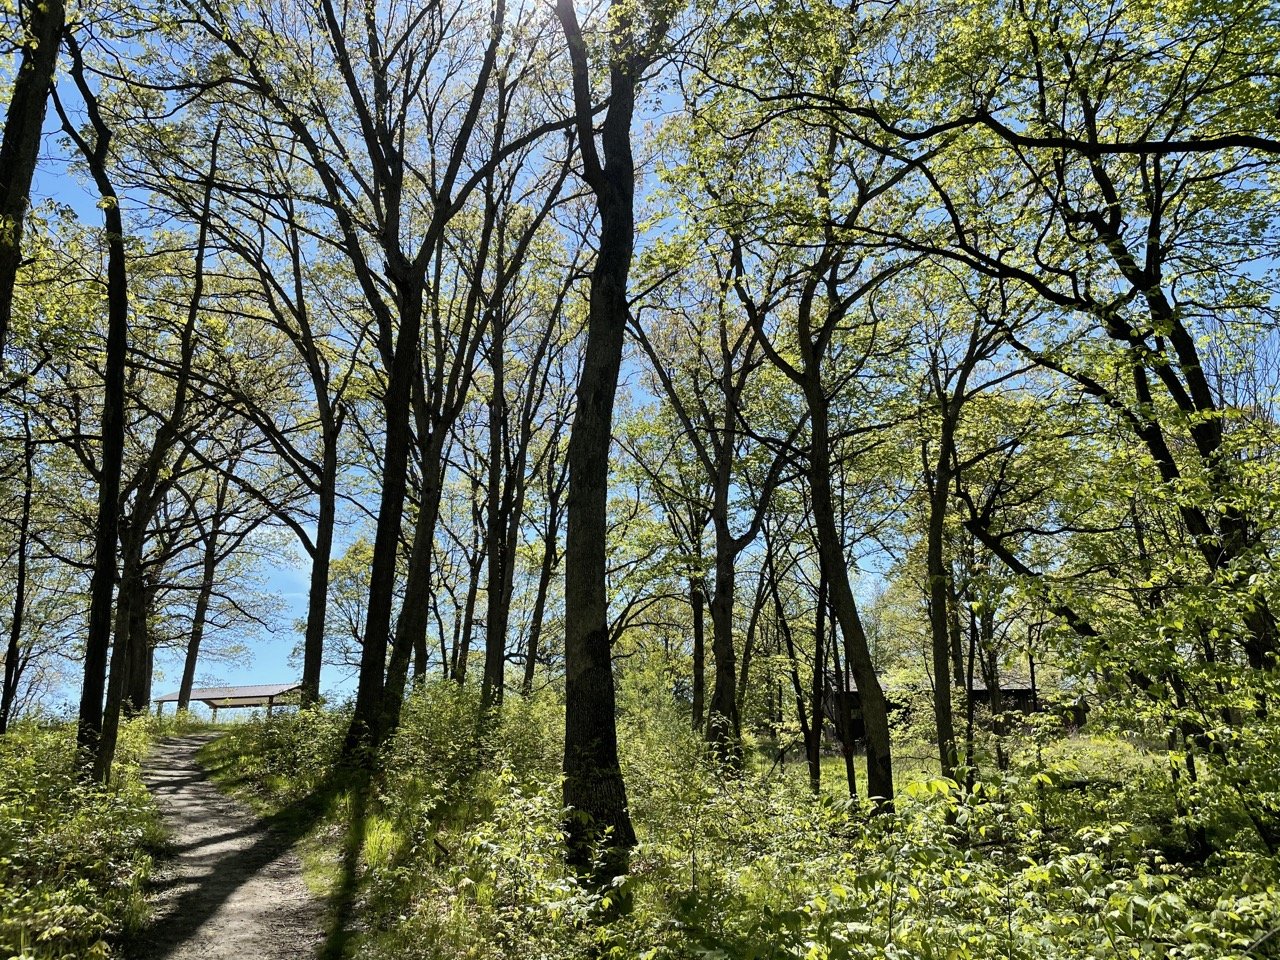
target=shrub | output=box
[0,719,162,960]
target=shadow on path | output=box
[128,734,344,960]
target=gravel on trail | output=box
[129,733,325,960]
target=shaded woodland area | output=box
[2,0,1280,956]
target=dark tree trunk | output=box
[522,489,561,695]
[926,419,960,781]
[707,519,741,760]
[0,414,33,733]
[482,325,509,711]
[736,571,768,716]
[123,581,153,717]
[805,567,828,795]
[774,569,811,781]
[806,389,894,805]
[559,186,637,868]
[453,545,484,684]
[556,0,659,875]
[963,601,978,791]
[947,576,965,685]
[301,429,338,706]
[79,101,216,777]
[0,0,64,350]
[58,38,129,780]
[829,607,857,798]
[691,578,705,729]
[383,420,446,729]
[977,607,1008,771]
[346,282,423,754]
[99,534,140,775]
[179,482,230,711]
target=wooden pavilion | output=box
[153,682,303,720]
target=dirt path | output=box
[130,733,325,960]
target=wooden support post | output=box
[156,701,164,717]
[212,704,218,723]
[267,696,274,718]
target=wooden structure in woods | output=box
[827,675,1048,744]
[153,682,302,720]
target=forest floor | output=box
[128,733,325,960]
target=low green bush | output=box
[0,718,164,960]
[209,683,1280,960]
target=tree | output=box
[554,0,673,871]
[631,234,802,759]
[186,0,574,753]
[54,33,131,781]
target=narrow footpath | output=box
[130,734,325,960]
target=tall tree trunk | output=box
[805,566,827,794]
[0,413,33,733]
[691,578,705,729]
[454,546,484,684]
[382,420,446,731]
[300,429,338,706]
[736,571,768,715]
[78,96,216,775]
[963,601,978,791]
[59,37,129,780]
[98,533,140,777]
[556,0,658,875]
[977,607,1008,771]
[0,0,64,351]
[559,199,638,867]
[947,576,965,686]
[773,567,811,781]
[482,325,508,711]
[123,579,152,717]
[179,483,229,711]
[522,494,561,695]
[347,282,423,755]
[805,389,894,805]
[829,607,858,798]
[707,518,741,760]
[926,420,960,781]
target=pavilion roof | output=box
[154,683,301,706]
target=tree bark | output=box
[346,280,423,754]
[382,416,446,729]
[179,480,230,711]
[926,418,960,780]
[123,579,153,717]
[482,321,509,711]
[806,566,828,795]
[706,518,741,759]
[301,427,338,706]
[829,605,858,798]
[522,482,562,695]
[736,571,768,715]
[98,530,140,776]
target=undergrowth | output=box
[0,714,183,959]
[210,677,1280,960]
